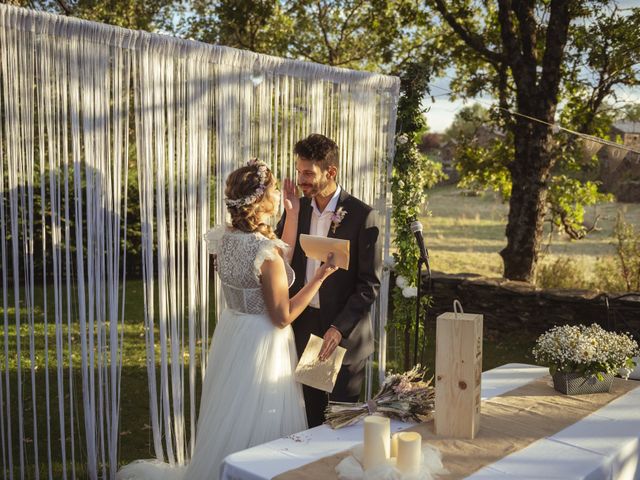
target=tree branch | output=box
[289,44,324,65]
[512,0,537,64]
[538,0,572,111]
[497,62,515,128]
[337,0,366,47]
[432,0,505,65]
[315,0,336,65]
[497,0,526,84]
[55,0,72,15]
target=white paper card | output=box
[295,334,346,393]
[299,234,350,270]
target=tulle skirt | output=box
[117,308,307,480]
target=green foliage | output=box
[434,1,640,135]
[387,285,432,369]
[592,256,628,293]
[547,176,613,241]
[535,257,587,290]
[619,104,640,122]
[387,61,446,369]
[561,6,640,134]
[188,0,293,56]
[444,104,490,141]
[613,212,640,292]
[25,0,181,31]
[455,136,512,200]
[391,63,445,283]
[535,249,640,293]
[187,0,441,72]
[454,128,613,242]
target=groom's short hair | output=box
[294,134,339,171]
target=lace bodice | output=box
[205,227,294,315]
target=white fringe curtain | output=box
[0,3,399,479]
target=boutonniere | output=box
[330,207,347,233]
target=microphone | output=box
[410,219,429,262]
[409,218,432,366]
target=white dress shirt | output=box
[305,186,342,308]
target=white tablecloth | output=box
[221,364,640,480]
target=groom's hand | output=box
[318,326,342,361]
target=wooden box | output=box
[434,309,483,439]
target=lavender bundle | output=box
[325,365,435,429]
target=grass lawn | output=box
[422,184,640,283]
[0,279,211,476]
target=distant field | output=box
[420,185,640,282]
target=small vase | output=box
[552,371,614,395]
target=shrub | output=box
[591,256,628,293]
[535,257,588,290]
[613,212,640,292]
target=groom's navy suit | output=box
[276,188,380,427]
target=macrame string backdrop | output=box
[0,4,399,479]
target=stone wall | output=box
[422,272,640,337]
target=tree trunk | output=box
[500,116,554,281]
[497,0,570,282]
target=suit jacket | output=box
[276,189,381,364]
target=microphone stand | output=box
[413,254,432,367]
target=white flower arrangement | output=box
[383,256,396,269]
[402,286,418,298]
[395,275,408,289]
[532,323,639,380]
[394,275,418,297]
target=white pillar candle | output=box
[396,432,422,474]
[389,433,400,458]
[390,433,399,458]
[363,416,390,470]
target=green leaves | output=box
[547,175,613,240]
[455,134,513,201]
[187,0,442,72]
[387,60,446,369]
[27,0,183,32]
[613,212,640,292]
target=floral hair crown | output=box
[225,158,270,208]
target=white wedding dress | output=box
[117,228,307,480]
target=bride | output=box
[118,159,337,480]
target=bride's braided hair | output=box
[225,161,277,240]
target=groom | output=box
[276,133,381,427]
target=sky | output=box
[422,74,480,133]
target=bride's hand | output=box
[313,253,338,282]
[282,178,300,216]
